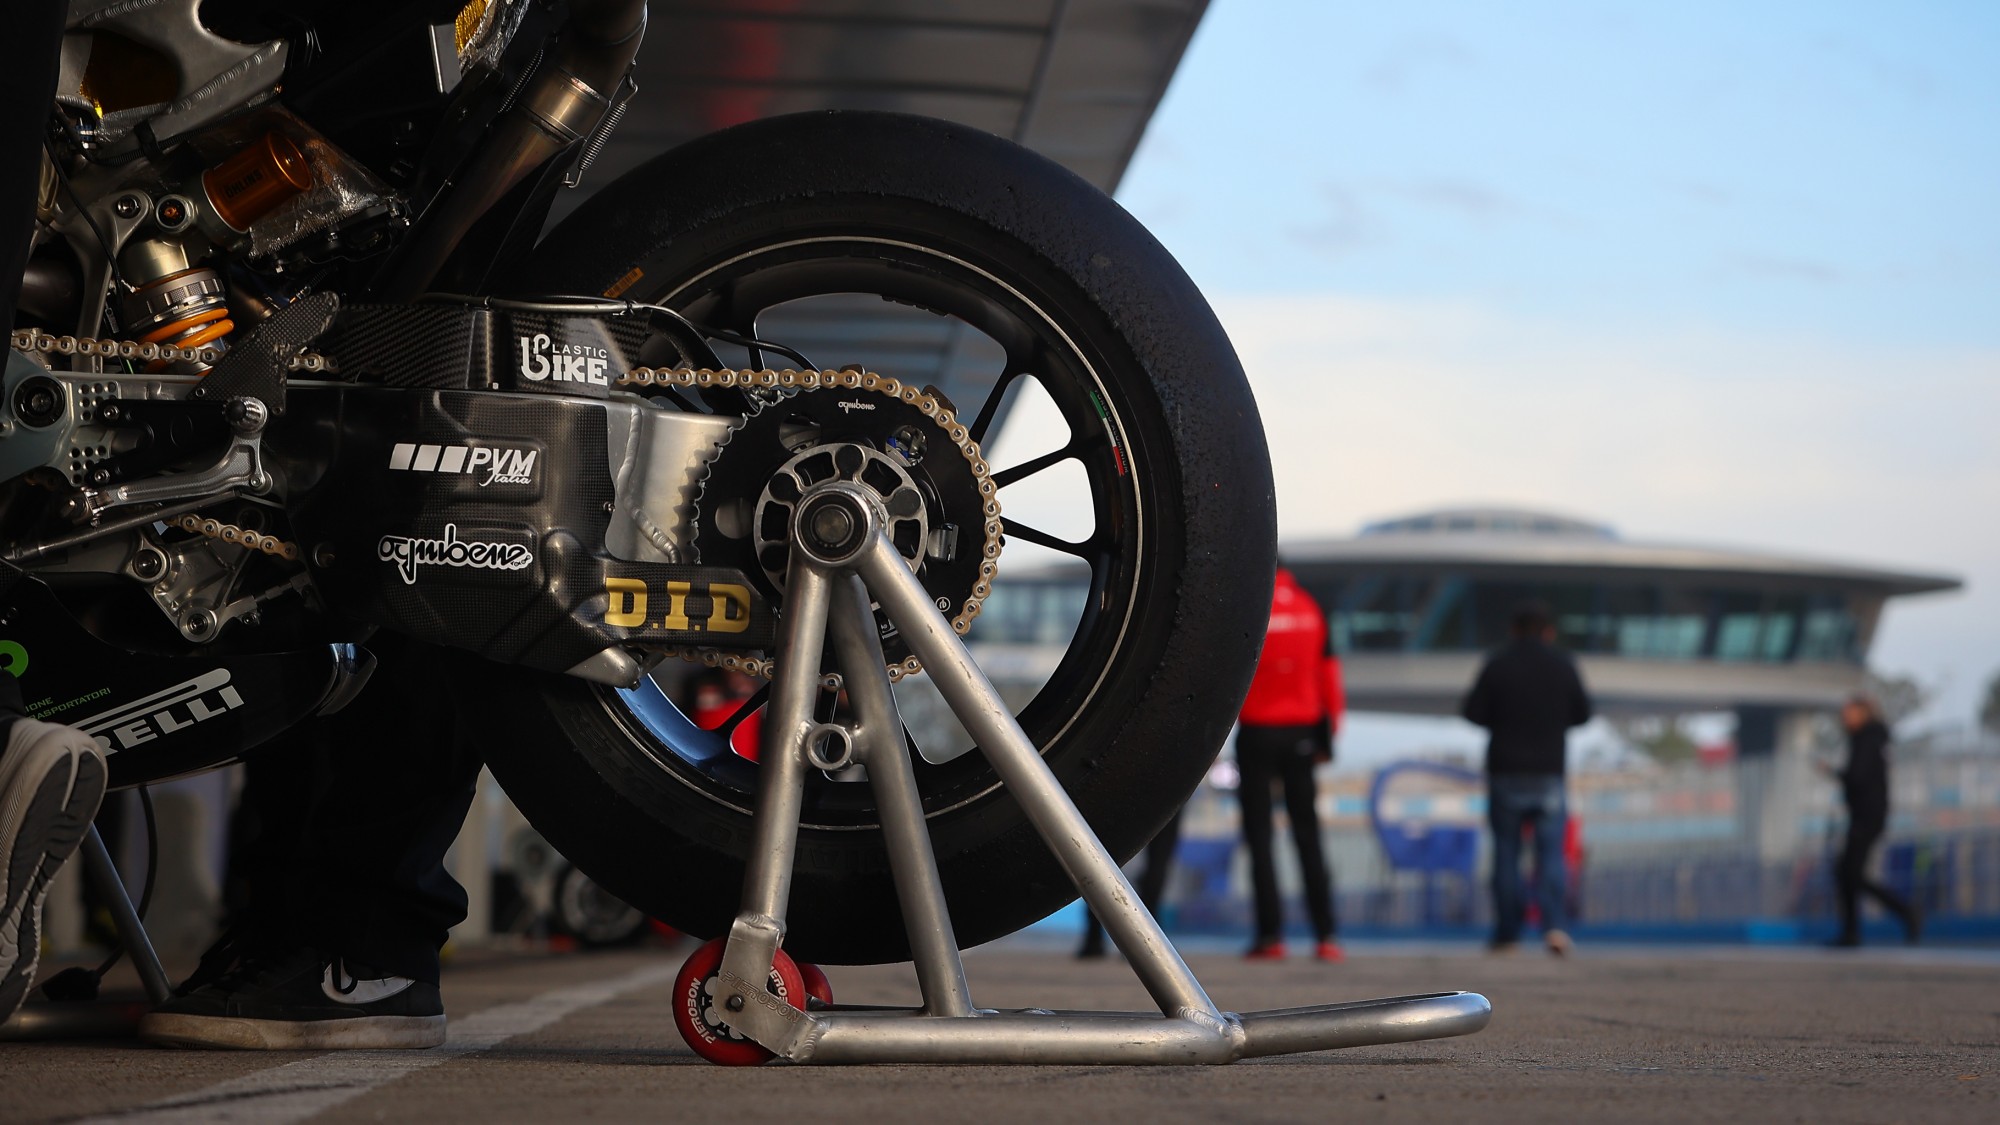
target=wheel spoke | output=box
[741,309,766,370]
[1001,518,1099,561]
[990,443,1080,490]
[967,366,1027,446]
[716,683,771,738]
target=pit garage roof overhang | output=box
[573,0,1208,200]
[555,1,1208,424]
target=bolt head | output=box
[890,425,928,461]
[810,504,854,546]
[113,195,142,218]
[725,994,746,1012]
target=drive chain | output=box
[11,331,1003,683]
[168,513,302,560]
[9,328,336,372]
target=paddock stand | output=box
[674,479,1492,1065]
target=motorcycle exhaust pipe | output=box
[379,0,647,299]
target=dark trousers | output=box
[3,13,480,988]
[1079,809,1182,955]
[0,3,64,332]
[227,638,482,985]
[1237,724,1336,942]
[1835,809,1914,940]
[1487,772,1567,944]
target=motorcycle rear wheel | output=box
[478,111,1273,964]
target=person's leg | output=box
[142,639,482,1048]
[1487,777,1527,947]
[1530,775,1570,952]
[276,638,481,982]
[1278,749,1336,943]
[0,4,108,1008]
[1857,872,1917,933]
[213,637,477,981]
[1833,824,1869,944]
[0,1,64,333]
[1133,807,1183,914]
[1077,909,1106,958]
[1235,729,1283,952]
[1846,816,1918,940]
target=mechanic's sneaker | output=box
[1,718,108,1023]
[1314,940,1345,964]
[1544,929,1574,958]
[1243,940,1286,962]
[140,947,446,1049]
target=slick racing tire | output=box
[478,111,1274,964]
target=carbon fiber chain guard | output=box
[279,385,773,674]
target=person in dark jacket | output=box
[1461,601,1591,956]
[1236,566,1344,963]
[1824,695,1920,946]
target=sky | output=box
[1100,0,2000,745]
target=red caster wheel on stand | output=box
[799,962,834,1009]
[672,937,807,1065]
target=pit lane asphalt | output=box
[3,937,1995,1124]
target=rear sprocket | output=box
[686,376,1000,672]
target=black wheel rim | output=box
[601,231,1157,828]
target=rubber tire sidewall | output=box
[480,111,1274,964]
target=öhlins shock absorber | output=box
[120,239,233,369]
[117,132,313,371]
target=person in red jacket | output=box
[1236,566,1344,962]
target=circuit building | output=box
[1279,507,1958,720]
[970,508,1961,866]
[980,507,1957,720]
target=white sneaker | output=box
[0,718,108,1022]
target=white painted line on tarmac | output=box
[78,962,678,1125]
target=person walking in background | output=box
[1823,694,1921,947]
[1462,601,1591,957]
[1236,565,1343,963]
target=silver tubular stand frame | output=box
[0,824,173,1039]
[703,480,1492,1064]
